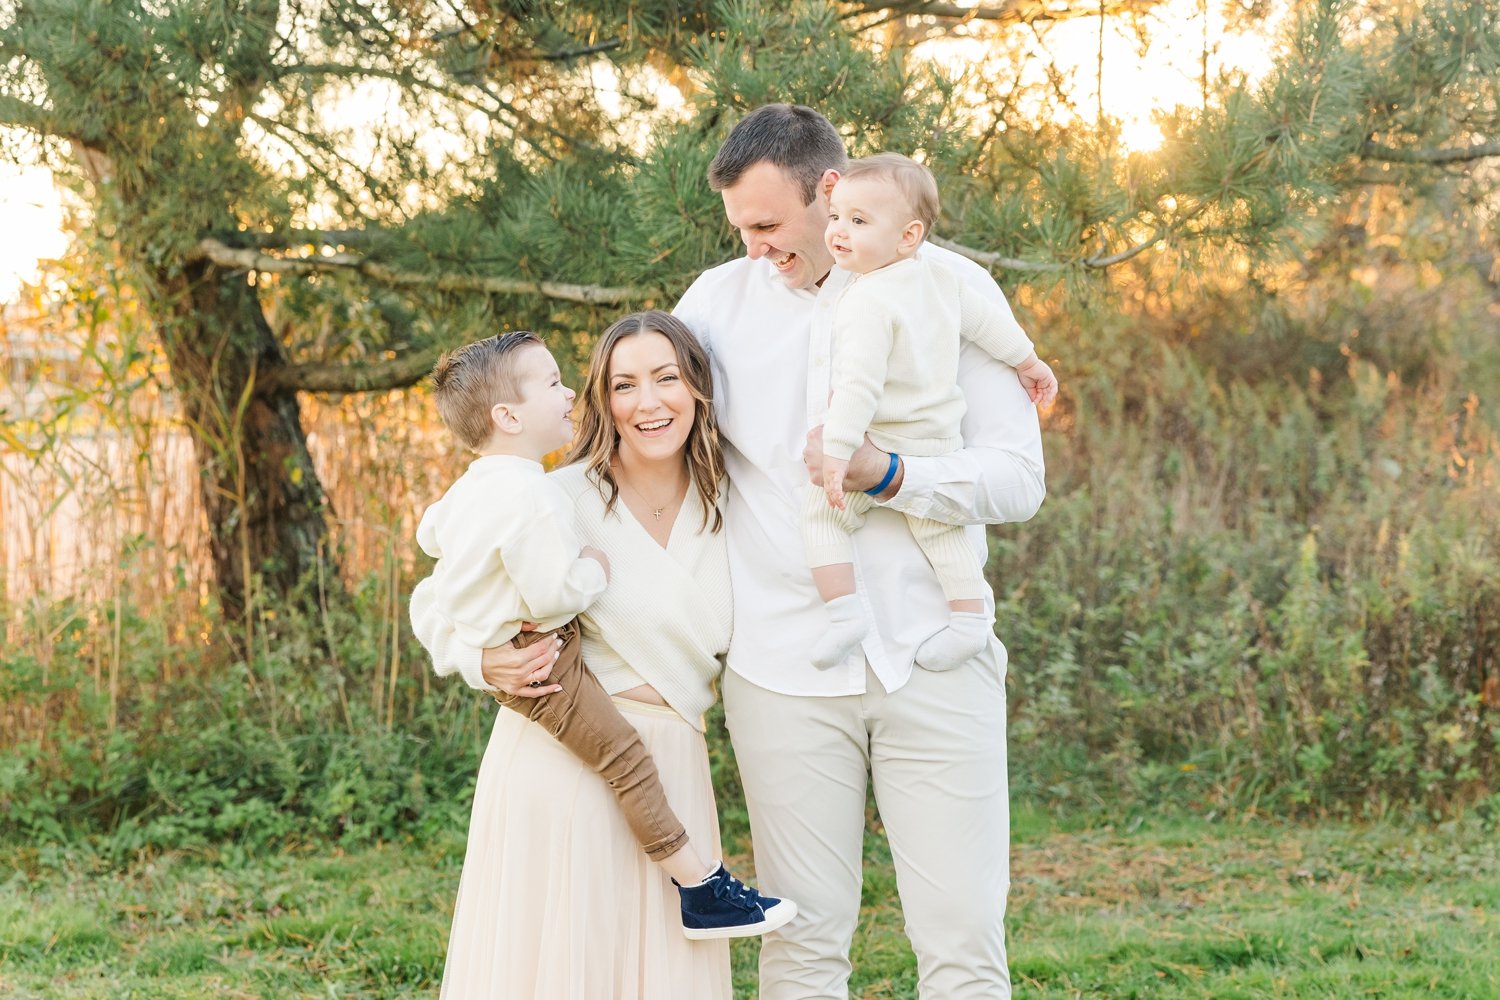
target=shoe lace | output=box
[713,873,763,911]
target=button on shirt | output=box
[673,242,1046,698]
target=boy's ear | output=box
[899,219,925,255]
[490,401,523,435]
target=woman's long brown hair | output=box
[565,311,725,533]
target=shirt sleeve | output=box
[409,572,491,691]
[881,267,1046,527]
[673,273,713,350]
[957,279,1035,367]
[822,288,895,462]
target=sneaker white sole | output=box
[682,898,799,941]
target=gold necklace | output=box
[616,468,685,519]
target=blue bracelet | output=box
[865,452,900,497]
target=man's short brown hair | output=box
[430,331,544,451]
[708,104,848,204]
[840,153,940,234]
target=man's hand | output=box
[804,425,904,499]
[481,625,561,697]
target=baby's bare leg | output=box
[802,488,875,669]
[813,562,857,602]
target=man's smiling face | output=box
[720,161,838,290]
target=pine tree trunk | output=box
[155,261,337,622]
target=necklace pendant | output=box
[652,507,664,518]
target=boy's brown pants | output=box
[495,621,689,862]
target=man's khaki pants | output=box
[725,645,1011,999]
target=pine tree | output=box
[1,0,1493,614]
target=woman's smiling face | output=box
[607,331,695,466]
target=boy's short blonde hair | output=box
[430,331,543,451]
[840,153,940,234]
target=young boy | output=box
[805,153,1059,672]
[415,331,794,939]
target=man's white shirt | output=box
[674,242,1046,698]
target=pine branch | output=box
[1361,140,1500,164]
[542,39,625,61]
[0,95,83,142]
[219,0,286,112]
[191,237,646,305]
[262,348,441,394]
[463,77,624,162]
[841,0,1163,27]
[273,61,618,161]
[247,111,399,215]
[930,226,1165,272]
[930,236,1067,272]
[217,229,380,250]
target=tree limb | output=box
[191,237,646,305]
[1361,140,1500,164]
[930,226,1165,272]
[1086,229,1166,267]
[542,38,625,61]
[930,236,1067,272]
[842,0,1163,27]
[262,347,441,394]
[217,228,380,250]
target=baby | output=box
[414,331,793,939]
[805,153,1058,672]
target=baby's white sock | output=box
[914,611,992,672]
[810,594,869,670]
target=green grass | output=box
[3,812,1496,998]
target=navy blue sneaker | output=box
[675,863,798,940]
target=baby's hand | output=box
[823,457,850,511]
[1015,356,1058,409]
[581,545,610,583]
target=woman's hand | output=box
[481,626,562,697]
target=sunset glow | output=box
[0,2,1286,301]
[914,0,1282,153]
[0,160,68,305]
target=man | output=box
[671,104,1045,998]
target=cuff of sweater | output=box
[452,641,494,692]
[822,433,860,464]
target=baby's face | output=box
[825,176,920,275]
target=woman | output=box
[412,310,736,999]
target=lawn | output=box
[2,810,1495,998]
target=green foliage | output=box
[2,0,1496,852]
[996,262,1498,819]
[0,583,486,857]
[3,0,1495,618]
